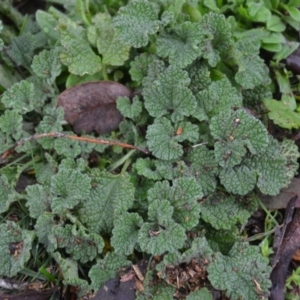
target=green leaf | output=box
[144,66,196,122]
[88,13,130,66]
[0,222,34,277]
[284,5,300,22]
[147,178,203,230]
[208,242,271,300]
[210,109,269,167]
[6,33,36,68]
[219,166,256,195]
[201,194,258,230]
[57,20,101,76]
[245,137,288,195]
[89,252,131,289]
[186,288,213,300]
[0,21,3,51]
[186,146,219,195]
[234,39,271,89]
[266,15,286,32]
[50,168,91,214]
[52,224,104,263]
[156,22,204,68]
[31,49,62,83]
[242,84,272,108]
[25,185,52,219]
[0,109,23,140]
[79,171,135,234]
[54,134,82,158]
[1,80,35,114]
[264,98,300,129]
[280,139,300,188]
[138,220,186,255]
[113,0,160,48]
[247,2,271,22]
[135,158,163,180]
[36,10,60,40]
[196,77,243,119]
[0,175,17,214]
[111,212,144,255]
[200,12,233,67]
[117,96,143,120]
[146,117,183,161]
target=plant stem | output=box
[107,149,135,172]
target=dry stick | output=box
[0,132,149,163]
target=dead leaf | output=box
[57,81,132,134]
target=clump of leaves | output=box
[0,0,299,299]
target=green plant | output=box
[0,0,299,299]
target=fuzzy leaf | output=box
[208,242,271,300]
[52,224,104,263]
[200,13,233,67]
[111,212,144,255]
[50,168,91,213]
[201,194,258,230]
[88,13,130,66]
[25,185,52,218]
[146,117,183,160]
[1,80,35,114]
[0,110,23,140]
[219,166,257,195]
[31,49,62,83]
[187,146,219,195]
[210,109,269,167]
[143,66,196,122]
[79,171,135,234]
[196,78,243,119]
[117,96,143,120]
[113,0,160,48]
[57,20,101,76]
[244,137,288,195]
[89,252,131,289]
[54,134,82,158]
[0,222,34,276]
[147,178,203,230]
[36,10,60,40]
[156,21,204,68]
[234,39,271,89]
[187,289,213,300]
[0,175,17,214]
[138,220,186,255]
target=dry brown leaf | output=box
[57,81,132,134]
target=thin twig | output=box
[0,132,149,164]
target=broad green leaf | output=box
[144,66,196,122]
[50,168,91,213]
[266,15,286,32]
[31,49,62,83]
[111,212,144,255]
[57,20,101,76]
[208,242,271,300]
[247,2,271,22]
[0,175,17,214]
[201,194,258,230]
[146,117,183,161]
[1,80,35,113]
[210,109,269,167]
[54,134,82,158]
[187,289,213,300]
[200,12,233,67]
[138,220,186,255]
[79,171,135,234]
[0,109,23,140]
[88,13,130,66]
[187,146,219,195]
[52,224,104,263]
[219,166,256,195]
[147,178,203,230]
[89,252,131,289]
[117,96,143,120]
[34,153,58,185]
[36,10,60,40]
[264,98,300,129]
[234,39,271,89]
[242,84,272,108]
[25,185,52,218]
[156,22,204,68]
[196,77,243,119]
[0,222,34,276]
[113,0,160,48]
[135,158,163,180]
